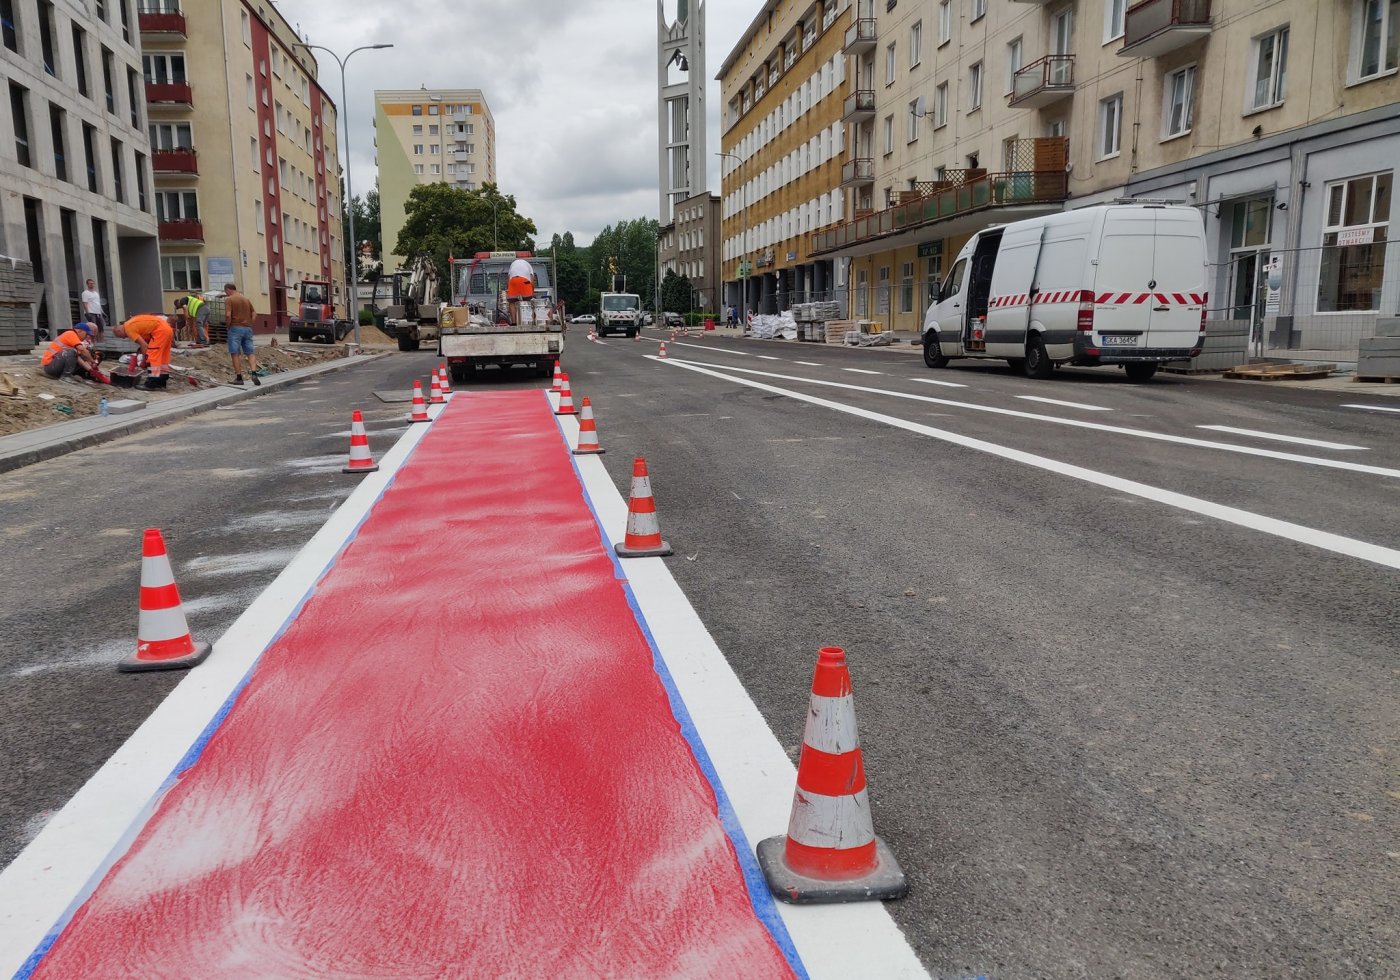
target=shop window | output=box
[1318,172,1391,312]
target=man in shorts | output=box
[506,257,536,326]
[223,282,259,386]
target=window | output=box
[1163,64,1196,138]
[1105,0,1127,43]
[886,43,896,84]
[1227,197,1273,319]
[155,190,198,221]
[2,0,18,53]
[413,163,424,175]
[428,104,439,114]
[127,68,140,126]
[411,104,422,115]
[429,124,438,135]
[899,261,915,313]
[971,0,986,22]
[907,100,920,142]
[110,138,123,201]
[246,73,254,109]
[910,21,922,67]
[412,124,422,135]
[9,83,31,168]
[37,0,56,76]
[148,122,193,149]
[118,0,129,42]
[1352,0,1399,81]
[1250,27,1289,109]
[1052,9,1074,57]
[934,81,949,128]
[969,62,983,110]
[883,114,894,154]
[1098,93,1123,157]
[142,53,186,84]
[255,199,263,234]
[1007,37,1024,94]
[412,144,423,154]
[240,9,249,45]
[72,26,90,97]
[430,163,440,174]
[1318,172,1392,312]
[82,123,98,191]
[938,0,951,45]
[134,152,147,210]
[160,255,202,292]
[429,144,439,154]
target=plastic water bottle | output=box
[99,397,109,417]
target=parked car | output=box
[663,312,683,327]
[642,312,655,325]
[573,313,596,324]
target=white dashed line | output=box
[1342,403,1400,414]
[1016,395,1112,412]
[910,377,969,388]
[1197,425,1366,451]
[844,368,883,375]
[793,361,821,367]
[756,355,782,361]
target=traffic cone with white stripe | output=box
[551,361,564,392]
[429,373,445,404]
[658,342,668,359]
[341,409,379,474]
[118,529,212,673]
[572,396,605,456]
[756,646,907,904]
[438,363,452,394]
[555,374,577,416]
[633,331,642,342]
[407,381,430,423]
[614,456,672,557]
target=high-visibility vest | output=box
[185,294,205,319]
[41,330,85,366]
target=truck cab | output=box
[598,293,642,337]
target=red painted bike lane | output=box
[32,392,796,977]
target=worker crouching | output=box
[40,323,109,383]
[116,314,175,390]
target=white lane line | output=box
[668,340,754,356]
[910,377,969,388]
[1197,425,1367,451]
[756,355,782,361]
[0,413,439,977]
[1017,395,1112,412]
[793,361,822,367]
[844,368,883,375]
[648,356,1400,481]
[658,358,1400,571]
[1343,403,1400,414]
[565,417,928,979]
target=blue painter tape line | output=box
[16,427,431,978]
[564,442,808,978]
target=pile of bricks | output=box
[0,255,39,355]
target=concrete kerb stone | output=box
[0,353,390,475]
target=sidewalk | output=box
[0,349,387,475]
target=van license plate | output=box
[1100,335,1139,346]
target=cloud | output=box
[283,0,755,245]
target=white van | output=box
[922,203,1207,381]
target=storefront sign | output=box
[1337,227,1375,247]
[917,240,943,259]
[786,250,797,262]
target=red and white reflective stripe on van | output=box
[989,290,1206,308]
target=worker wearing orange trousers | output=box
[116,314,175,389]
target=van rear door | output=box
[1091,207,1206,355]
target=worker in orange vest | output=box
[115,314,175,390]
[40,323,102,380]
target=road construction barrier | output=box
[429,373,445,405]
[118,529,212,672]
[342,409,379,474]
[614,456,673,558]
[555,374,577,416]
[438,363,452,394]
[551,362,564,392]
[658,343,668,359]
[572,397,605,456]
[407,381,430,423]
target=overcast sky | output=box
[284,0,756,246]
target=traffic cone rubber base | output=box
[614,537,672,558]
[119,640,212,673]
[756,835,908,905]
[342,461,379,474]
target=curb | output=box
[0,352,390,475]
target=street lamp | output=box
[717,150,747,327]
[298,41,393,346]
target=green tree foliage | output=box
[394,183,537,301]
[550,231,592,312]
[588,218,661,307]
[341,187,381,280]
[660,269,694,313]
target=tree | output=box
[588,217,660,307]
[551,231,590,311]
[341,187,381,278]
[394,183,537,301]
[660,269,693,314]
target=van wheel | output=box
[1125,363,1158,382]
[1025,337,1053,379]
[923,336,948,368]
[1006,358,1026,374]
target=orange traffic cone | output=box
[614,456,672,557]
[572,396,605,456]
[342,409,379,474]
[407,381,430,423]
[118,529,212,672]
[551,361,564,392]
[756,646,907,904]
[633,332,642,342]
[555,374,577,416]
[429,373,445,404]
[658,342,668,359]
[438,363,452,393]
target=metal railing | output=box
[1124,0,1211,49]
[1010,55,1075,104]
[844,18,877,50]
[842,158,874,185]
[842,90,876,120]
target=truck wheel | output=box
[397,334,419,352]
[450,363,469,384]
[923,336,948,368]
[1025,336,1053,380]
[1125,363,1158,382]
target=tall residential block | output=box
[140,0,343,331]
[0,0,161,338]
[375,88,496,270]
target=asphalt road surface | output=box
[2,336,1396,978]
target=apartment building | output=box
[814,0,1399,344]
[0,0,161,336]
[717,0,853,317]
[674,190,721,310]
[139,0,342,331]
[375,88,496,270]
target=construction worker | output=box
[40,323,102,380]
[173,293,209,346]
[115,314,175,390]
[506,256,536,326]
[223,282,260,386]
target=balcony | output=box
[842,90,875,123]
[810,138,1070,256]
[138,10,186,36]
[841,158,874,187]
[152,147,198,174]
[844,18,877,54]
[454,149,469,163]
[158,218,203,242]
[1009,55,1075,108]
[145,81,192,107]
[1119,0,1212,58]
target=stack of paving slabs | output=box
[0,255,40,354]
